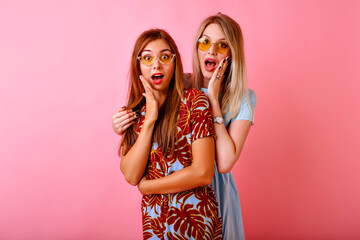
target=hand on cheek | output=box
[207,57,229,101]
[140,75,158,125]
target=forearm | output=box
[120,122,154,185]
[214,127,239,172]
[209,98,250,173]
[139,136,215,195]
[139,165,214,195]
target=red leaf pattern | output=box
[138,89,222,239]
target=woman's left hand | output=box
[207,57,229,102]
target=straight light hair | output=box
[190,13,253,120]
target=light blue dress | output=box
[201,88,257,240]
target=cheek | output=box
[140,65,150,78]
[197,50,206,67]
[139,65,145,75]
[197,50,204,60]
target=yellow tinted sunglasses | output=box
[197,37,229,54]
[137,53,176,66]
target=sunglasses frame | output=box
[197,37,230,54]
[137,53,176,66]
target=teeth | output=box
[152,74,164,80]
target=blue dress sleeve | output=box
[227,89,257,126]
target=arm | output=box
[207,57,252,173]
[120,76,157,185]
[138,136,215,195]
[209,99,251,173]
[120,121,154,186]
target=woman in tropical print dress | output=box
[119,29,222,239]
[114,13,256,240]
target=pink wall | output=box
[1,0,359,239]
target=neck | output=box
[153,91,167,108]
[202,77,210,88]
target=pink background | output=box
[1,0,359,239]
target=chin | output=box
[201,69,213,80]
[203,72,213,80]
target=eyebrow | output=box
[141,49,172,53]
[202,34,226,41]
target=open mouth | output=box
[205,60,216,68]
[204,58,217,72]
[151,73,164,84]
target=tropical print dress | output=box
[136,89,223,240]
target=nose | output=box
[152,57,161,69]
[207,43,217,55]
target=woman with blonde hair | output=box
[119,28,222,239]
[187,13,257,240]
[114,13,256,239]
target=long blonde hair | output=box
[119,29,184,156]
[191,13,252,120]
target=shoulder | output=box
[248,89,257,105]
[238,89,256,106]
[184,88,207,100]
[183,89,210,111]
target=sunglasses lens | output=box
[139,54,154,65]
[216,41,229,54]
[197,37,211,51]
[159,53,174,64]
[198,37,229,54]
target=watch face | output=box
[214,116,224,124]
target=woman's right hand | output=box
[140,75,158,125]
[112,107,139,135]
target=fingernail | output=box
[223,59,226,63]
[122,106,126,108]
[219,66,222,69]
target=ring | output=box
[216,75,222,79]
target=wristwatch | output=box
[213,116,224,124]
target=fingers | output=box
[140,75,153,94]
[114,110,138,125]
[139,75,158,123]
[210,57,230,82]
[220,57,229,77]
[114,112,139,134]
[215,57,230,81]
[116,120,135,134]
[121,121,135,132]
[140,75,156,103]
[211,63,222,81]
[113,106,140,134]
[113,109,133,122]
